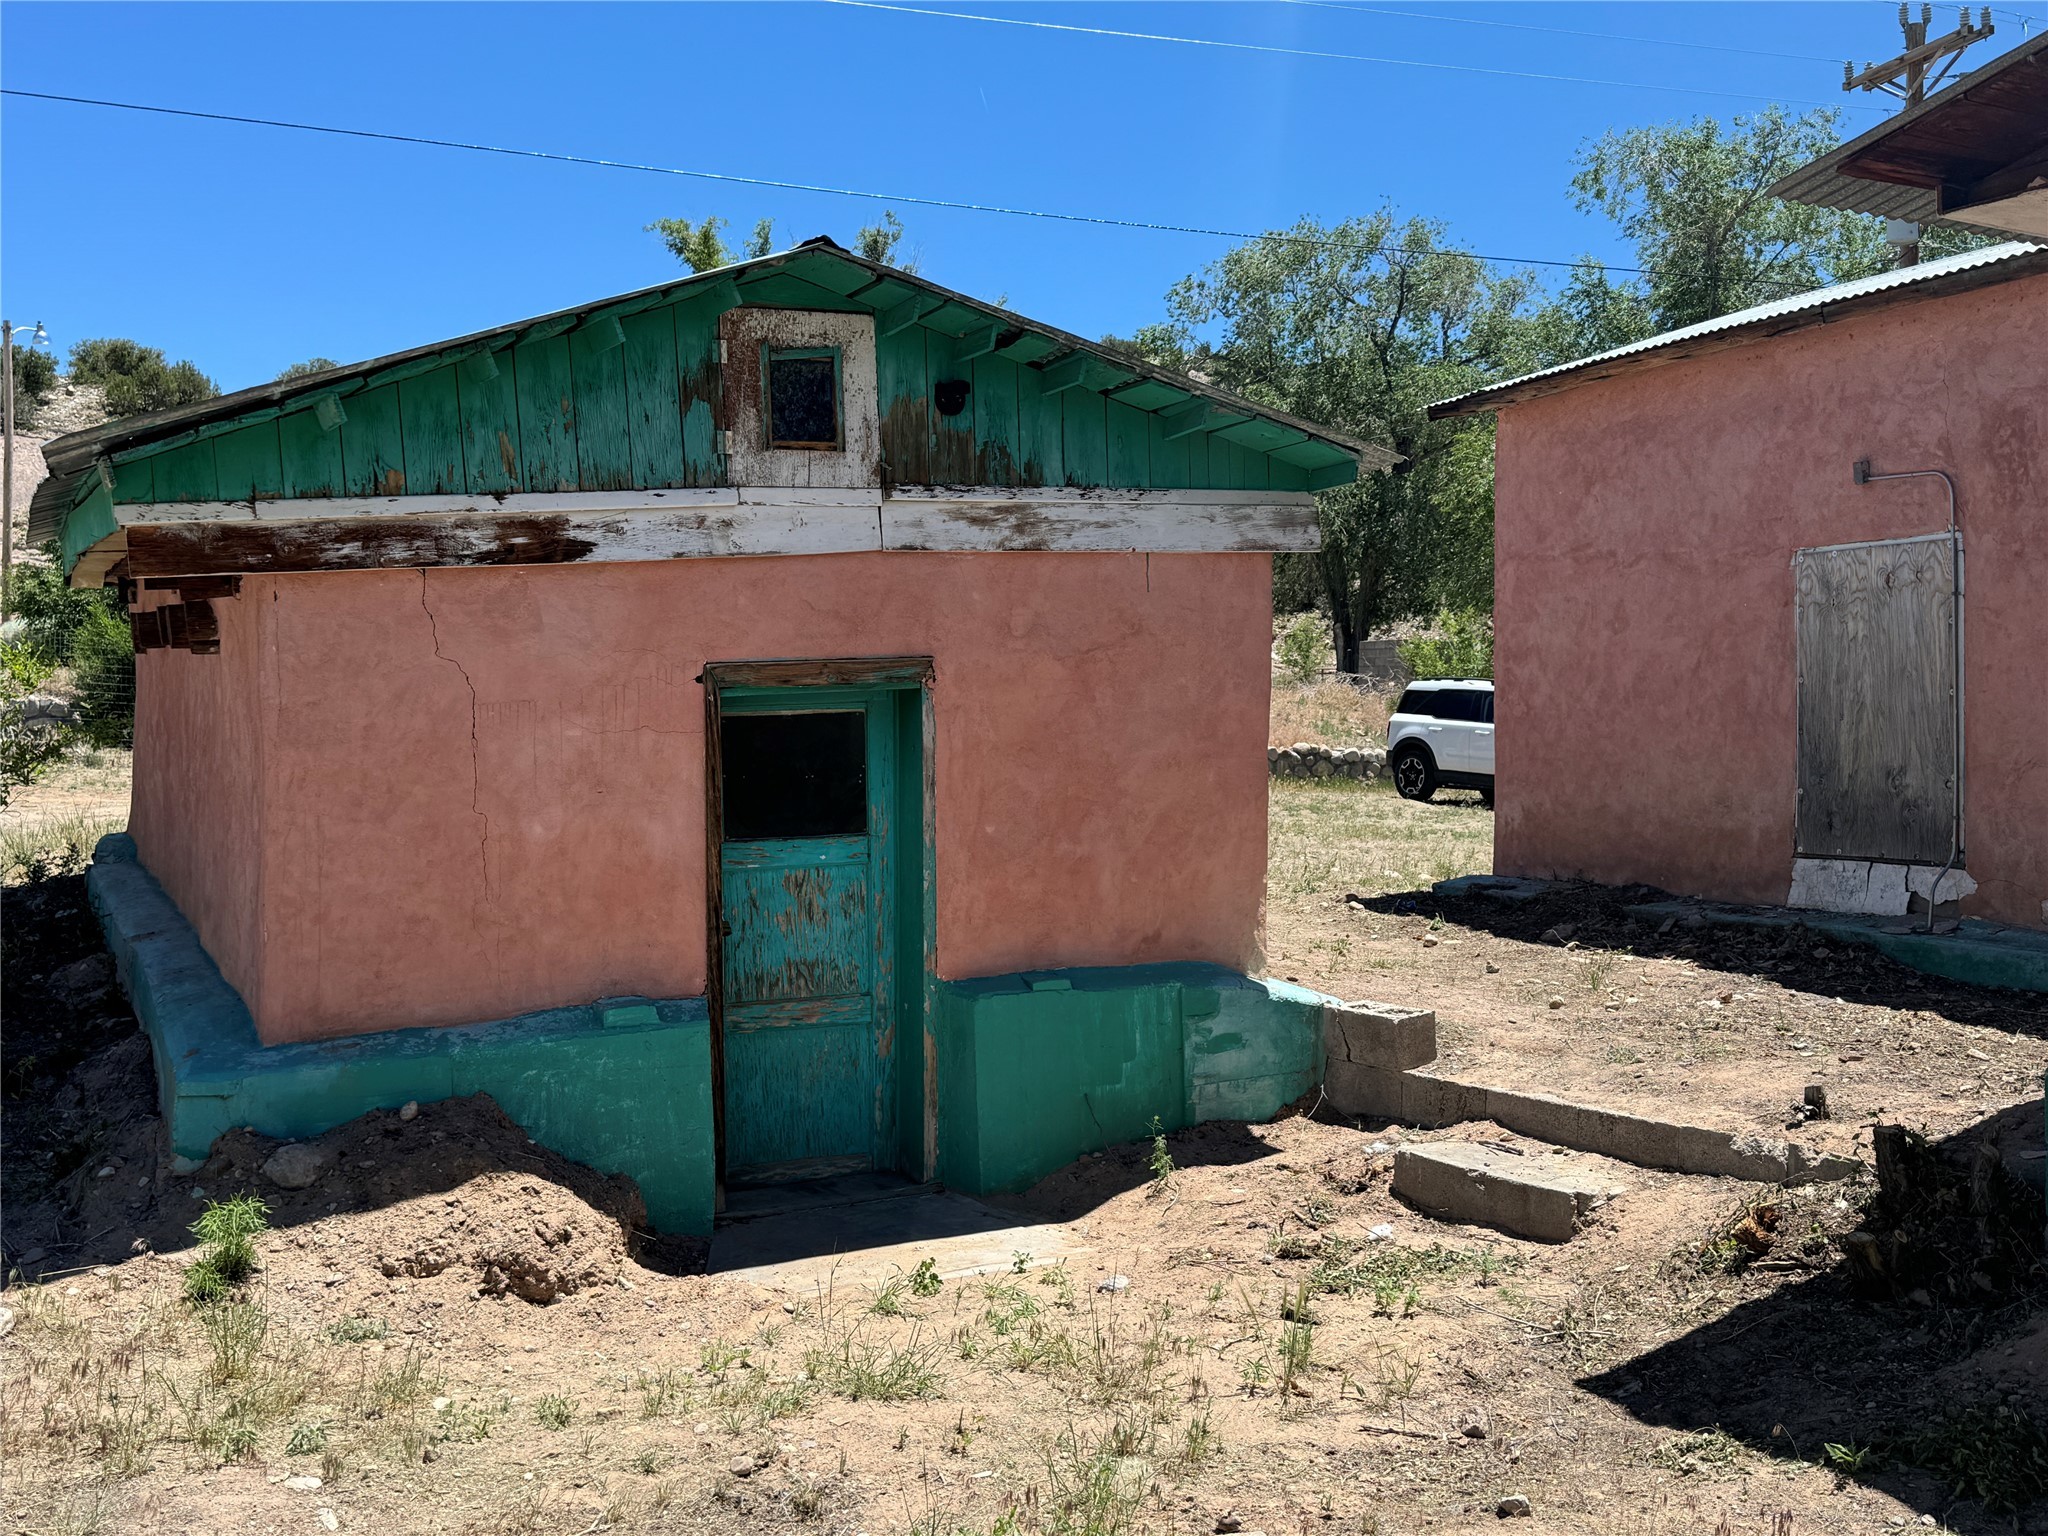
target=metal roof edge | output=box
[1427,241,2048,420]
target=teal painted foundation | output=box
[90,836,1334,1232]
[935,964,1331,1195]
[87,835,717,1235]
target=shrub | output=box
[2,554,134,763]
[1275,612,1325,682]
[11,347,57,429]
[68,338,218,417]
[68,602,135,748]
[1398,607,1493,680]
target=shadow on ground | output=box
[1581,1103,2048,1530]
[1,871,712,1284]
[1362,878,2047,1039]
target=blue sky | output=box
[3,2,2040,391]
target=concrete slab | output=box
[1394,1140,1625,1242]
[709,1183,1087,1293]
[1324,1063,1860,1185]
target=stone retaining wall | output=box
[1269,742,1386,781]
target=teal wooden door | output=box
[717,691,896,1184]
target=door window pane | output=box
[722,711,865,839]
[768,352,841,449]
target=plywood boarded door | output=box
[1794,534,1958,863]
[715,692,896,1185]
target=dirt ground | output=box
[1262,778,2047,1166]
[4,728,2046,1535]
[0,747,133,881]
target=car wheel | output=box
[1480,781,1495,808]
[1392,746,1437,802]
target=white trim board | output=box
[99,485,1321,580]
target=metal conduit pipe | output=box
[1850,459,1963,934]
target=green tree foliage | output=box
[274,357,340,382]
[10,346,58,429]
[1275,612,1326,682]
[68,604,137,748]
[1569,106,1989,332]
[68,338,218,418]
[1398,608,1494,680]
[649,211,919,272]
[1155,214,1533,670]
[3,555,134,750]
[853,210,919,274]
[646,215,737,273]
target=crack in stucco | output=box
[418,570,493,907]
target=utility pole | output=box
[1844,5,1997,267]
[4,321,17,620]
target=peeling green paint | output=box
[936,963,1330,1195]
[87,835,716,1234]
[88,834,1329,1235]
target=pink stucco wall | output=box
[130,589,269,1021]
[1492,271,2047,930]
[129,552,1274,1043]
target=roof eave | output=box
[33,242,1390,496]
[1428,244,2048,420]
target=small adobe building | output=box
[34,239,1387,1232]
[1431,239,2048,941]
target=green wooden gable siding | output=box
[98,249,1357,513]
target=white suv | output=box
[1387,680,1494,805]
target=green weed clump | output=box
[1890,1403,2048,1513]
[183,1193,270,1303]
[1147,1117,1176,1194]
[534,1394,575,1430]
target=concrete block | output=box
[1325,1000,1437,1071]
[1393,1141,1621,1242]
[1324,1061,1484,1126]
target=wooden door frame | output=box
[701,656,937,1205]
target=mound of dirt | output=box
[199,1096,648,1303]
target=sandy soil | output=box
[1262,779,2048,1165]
[2,768,2042,1534]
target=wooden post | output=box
[3,321,14,618]
[1841,5,1999,265]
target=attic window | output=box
[766,347,842,451]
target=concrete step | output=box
[1392,1138,1627,1243]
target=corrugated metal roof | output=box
[1429,239,2048,418]
[28,239,1391,549]
[1768,33,2048,226]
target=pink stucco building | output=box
[37,241,1379,1231]
[1433,243,2048,934]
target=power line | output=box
[820,0,1888,111]
[0,87,1645,275]
[1286,0,1847,64]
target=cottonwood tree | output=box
[274,357,341,382]
[1570,105,1989,331]
[1153,214,1535,671]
